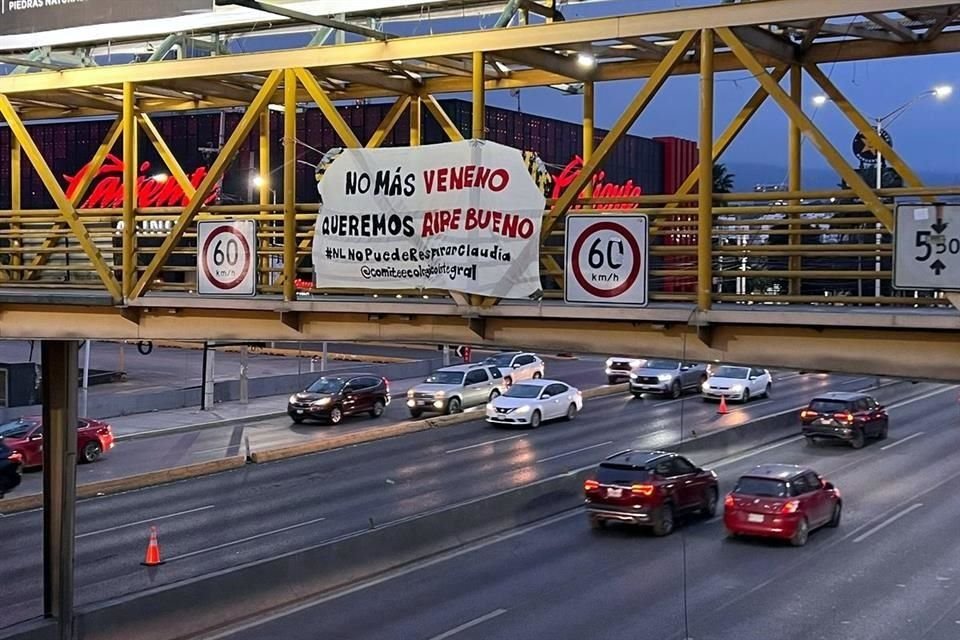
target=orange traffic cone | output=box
[142,526,165,566]
[717,395,729,415]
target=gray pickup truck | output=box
[628,359,708,399]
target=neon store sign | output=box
[63,154,220,208]
[550,155,643,210]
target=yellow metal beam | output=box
[123,83,138,298]
[665,65,788,209]
[697,29,714,311]
[259,110,272,287]
[715,27,893,229]
[0,96,122,300]
[804,62,926,190]
[130,69,284,299]
[410,96,422,146]
[295,68,362,148]
[788,65,802,296]
[545,31,697,234]
[583,80,594,198]
[137,113,198,198]
[422,94,465,141]
[284,69,298,302]
[7,135,20,280]
[472,51,485,139]
[366,96,412,148]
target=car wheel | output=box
[653,503,674,536]
[409,409,423,419]
[533,371,542,379]
[878,420,889,440]
[670,381,682,399]
[764,383,772,398]
[850,429,865,449]
[589,515,606,530]
[529,410,542,429]
[827,501,842,528]
[607,376,618,385]
[790,517,810,547]
[369,399,385,418]
[328,406,343,425]
[504,376,513,387]
[805,437,819,447]
[565,403,578,421]
[741,389,750,404]
[489,389,501,402]
[701,488,718,518]
[447,397,462,415]
[81,441,102,464]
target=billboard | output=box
[0,0,212,36]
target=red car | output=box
[724,464,842,546]
[0,416,115,468]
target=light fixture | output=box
[252,175,266,188]
[811,95,828,106]
[576,52,596,68]
[152,173,168,183]
[933,85,953,99]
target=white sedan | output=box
[701,365,772,403]
[483,352,545,386]
[486,379,583,428]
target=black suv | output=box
[287,374,391,425]
[0,442,23,498]
[800,391,888,449]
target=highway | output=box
[211,383,960,640]
[0,370,929,630]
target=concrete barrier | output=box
[67,468,593,640]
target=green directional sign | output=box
[893,204,960,291]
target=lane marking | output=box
[426,609,508,640]
[710,436,804,468]
[886,385,958,409]
[536,441,614,464]
[880,431,925,451]
[166,516,326,562]
[446,434,528,454]
[852,503,923,543]
[77,505,215,539]
[196,511,579,640]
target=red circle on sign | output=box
[201,225,252,290]
[570,221,642,298]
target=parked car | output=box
[605,357,643,384]
[0,442,22,498]
[584,450,718,536]
[288,374,391,425]
[724,464,842,546]
[483,352,545,386]
[629,359,708,399]
[407,363,505,417]
[0,416,115,467]
[801,391,888,449]
[702,365,772,403]
[486,379,582,428]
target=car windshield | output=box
[0,419,34,440]
[306,377,347,394]
[504,384,542,399]
[734,476,789,497]
[424,371,465,385]
[809,399,851,413]
[485,353,518,367]
[643,359,680,370]
[713,366,750,379]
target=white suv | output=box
[483,352,545,386]
[407,363,506,417]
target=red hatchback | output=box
[0,417,115,468]
[724,464,842,546]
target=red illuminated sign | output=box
[63,154,220,208]
[550,155,642,210]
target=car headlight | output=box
[630,360,642,369]
[605,358,614,367]
[516,405,531,414]
[702,382,709,391]
[288,395,298,404]
[658,373,673,382]
[731,384,744,392]
[433,400,445,409]
[629,373,638,380]
[407,389,415,398]
[434,390,446,398]
[311,397,331,406]
[486,403,494,411]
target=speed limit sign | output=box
[197,220,257,296]
[564,215,648,306]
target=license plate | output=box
[296,409,304,414]
[819,418,832,425]
[747,513,764,523]
[606,487,623,498]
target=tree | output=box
[713,163,735,193]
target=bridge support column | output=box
[10,134,21,279]
[259,110,272,288]
[583,80,594,198]
[697,29,715,311]
[122,82,138,299]
[283,68,298,302]
[788,65,802,297]
[41,340,78,640]
[409,96,421,146]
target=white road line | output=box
[886,385,958,409]
[536,441,614,463]
[77,505,215,539]
[880,432,926,451]
[852,503,923,543]
[446,434,528,454]
[196,511,578,640]
[166,516,326,562]
[840,376,871,387]
[426,609,508,640]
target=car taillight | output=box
[800,409,817,419]
[631,484,655,496]
[833,411,855,425]
[98,427,112,435]
[584,479,599,492]
[8,451,22,464]
[724,494,735,508]
[780,499,800,514]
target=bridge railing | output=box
[0,186,956,308]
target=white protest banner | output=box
[313,140,545,299]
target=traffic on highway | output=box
[0,343,950,640]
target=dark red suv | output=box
[801,391,888,449]
[584,450,719,536]
[288,374,391,425]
